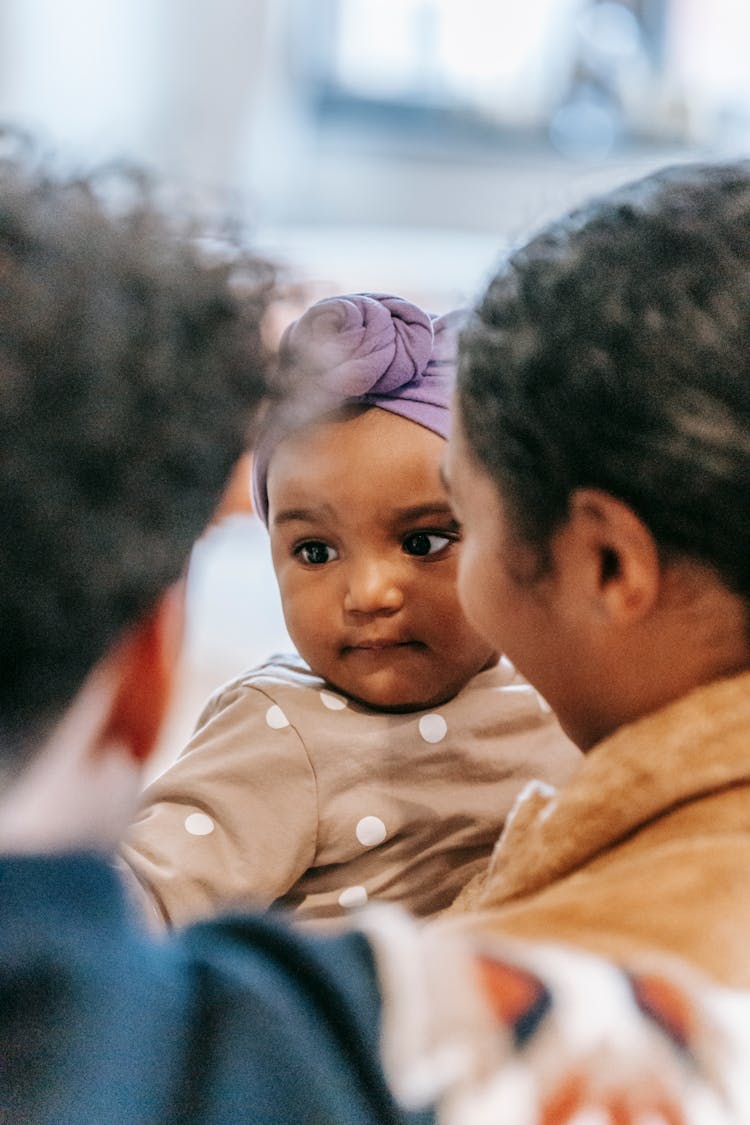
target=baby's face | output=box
[266,407,497,710]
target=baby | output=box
[121,293,581,927]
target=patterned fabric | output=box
[363,906,750,1124]
[121,653,580,927]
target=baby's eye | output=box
[295,541,339,565]
[402,531,453,558]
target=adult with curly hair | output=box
[443,161,750,988]
[0,149,427,1125]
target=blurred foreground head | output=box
[0,139,274,768]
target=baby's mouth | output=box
[343,639,424,653]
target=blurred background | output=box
[2,0,749,769]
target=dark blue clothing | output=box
[0,852,434,1125]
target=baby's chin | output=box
[341,690,458,714]
[323,671,474,714]
[303,644,500,712]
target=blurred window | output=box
[300,0,750,156]
[327,0,584,124]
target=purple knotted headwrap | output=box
[251,293,464,525]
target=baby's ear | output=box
[101,583,186,764]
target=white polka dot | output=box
[320,690,347,711]
[265,704,289,729]
[184,812,215,836]
[338,885,369,909]
[419,713,447,743]
[356,815,387,847]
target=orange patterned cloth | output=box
[361,907,750,1124]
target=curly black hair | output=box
[459,160,750,595]
[0,147,275,766]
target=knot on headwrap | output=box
[251,293,465,525]
[280,292,434,398]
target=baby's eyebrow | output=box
[273,501,456,527]
[394,502,456,522]
[272,506,329,527]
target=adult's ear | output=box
[101,583,186,764]
[562,489,661,625]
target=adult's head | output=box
[447,161,750,749]
[0,146,273,784]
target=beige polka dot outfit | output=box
[121,654,581,927]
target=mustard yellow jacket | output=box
[446,670,750,986]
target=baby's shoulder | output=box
[192,657,375,759]
[203,653,326,713]
[235,653,325,694]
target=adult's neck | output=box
[582,564,750,751]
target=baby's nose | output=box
[343,559,405,615]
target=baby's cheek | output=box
[424,579,470,627]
